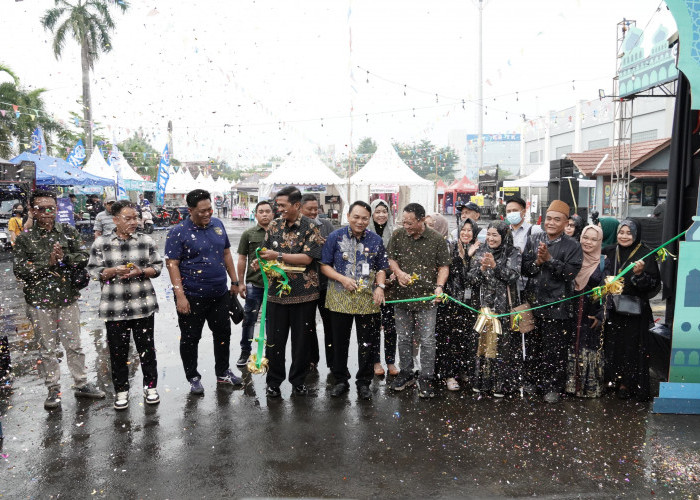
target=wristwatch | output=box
[231,281,239,286]
[376,283,385,289]
[276,252,284,263]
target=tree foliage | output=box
[392,139,460,182]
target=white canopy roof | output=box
[260,150,346,186]
[109,150,144,181]
[503,164,596,188]
[165,166,189,194]
[83,150,116,182]
[350,143,432,187]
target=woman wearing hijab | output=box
[598,217,619,249]
[466,221,522,397]
[426,213,449,241]
[564,214,585,241]
[565,225,606,397]
[436,218,481,391]
[368,199,399,376]
[602,219,660,400]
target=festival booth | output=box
[164,167,189,205]
[110,150,156,201]
[443,176,478,214]
[258,150,348,219]
[10,152,113,187]
[349,143,434,216]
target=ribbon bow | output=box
[591,275,625,303]
[656,247,676,262]
[474,307,502,335]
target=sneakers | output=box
[266,386,281,398]
[236,353,250,367]
[293,384,309,396]
[74,382,106,399]
[357,385,372,400]
[391,371,415,391]
[446,377,460,391]
[189,376,205,395]
[417,378,435,399]
[114,391,129,410]
[144,387,160,405]
[44,387,62,410]
[330,382,350,397]
[217,369,243,386]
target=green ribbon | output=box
[385,230,687,320]
[251,248,291,370]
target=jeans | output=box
[27,303,87,389]
[105,315,157,392]
[239,284,265,355]
[265,300,316,388]
[329,311,379,387]
[394,306,438,379]
[177,292,231,380]
[371,303,397,365]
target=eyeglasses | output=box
[566,223,577,228]
[34,206,56,213]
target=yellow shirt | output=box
[8,216,23,236]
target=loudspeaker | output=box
[549,159,575,182]
[547,178,579,215]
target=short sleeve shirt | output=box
[164,217,231,298]
[262,214,323,304]
[387,226,451,310]
[321,227,388,315]
[94,210,116,235]
[236,224,266,288]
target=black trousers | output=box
[106,315,157,392]
[177,292,231,380]
[330,311,380,387]
[309,289,334,368]
[265,300,316,388]
[525,317,572,393]
[371,303,397,365]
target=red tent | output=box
[443,176,478,214]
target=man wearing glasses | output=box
[165,189,243,395]
[13,190,105,410]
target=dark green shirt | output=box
[13,223,89,308]
[387,226,451,310]
[237,223,267,288]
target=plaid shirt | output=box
[87,232,163,320]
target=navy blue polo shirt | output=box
[165,217,231,298]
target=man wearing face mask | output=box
[521,200,582,404]
[505,196,542,253]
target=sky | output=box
[0,0,676,166]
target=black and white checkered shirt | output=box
[87,232,163,321]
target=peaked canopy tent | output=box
[443,176,478,214]
[350,143,434,213]
[83,150,117,182]
[109,150,156,192]
[10,152,113,187]
[258,150,348,211]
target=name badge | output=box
[361,263,370,276]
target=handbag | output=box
[508,286,535,334]
[612,295,642,316]
[228,292,245,324]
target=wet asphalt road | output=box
[1,219,700,499]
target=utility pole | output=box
[167,120,173,160]
[477,0,484,174]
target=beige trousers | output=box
[27,303,87,389]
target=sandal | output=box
[374,363,385,376]
[387,364,400,376]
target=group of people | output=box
[11,185,661,411]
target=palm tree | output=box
[41,0,129,155]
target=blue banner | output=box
[108,146,128,200]
[29,126,47,155]
[155,144,170,206]
[65,139,86,167]
[55,197,75,226]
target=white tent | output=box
[165,166,189,194]
[83,150,117,182]
[258,150,347,206]
[111,150,144,181]
[350,142,434,211]
[503,164,595,188]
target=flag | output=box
[108,146,128,200]
[29,126,47,155]
[155,144,171,206]
[65,139,86,167]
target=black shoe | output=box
[330,382,350,397]
[266,386,281,398]
[391,371,415,391]
[522,383,537,395]
[293,384,309,396]
[357,385,372,400]
[417,378,435,399]
[236,353,250,367]
[44,387,62,410]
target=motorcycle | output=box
[142,206,154,234]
